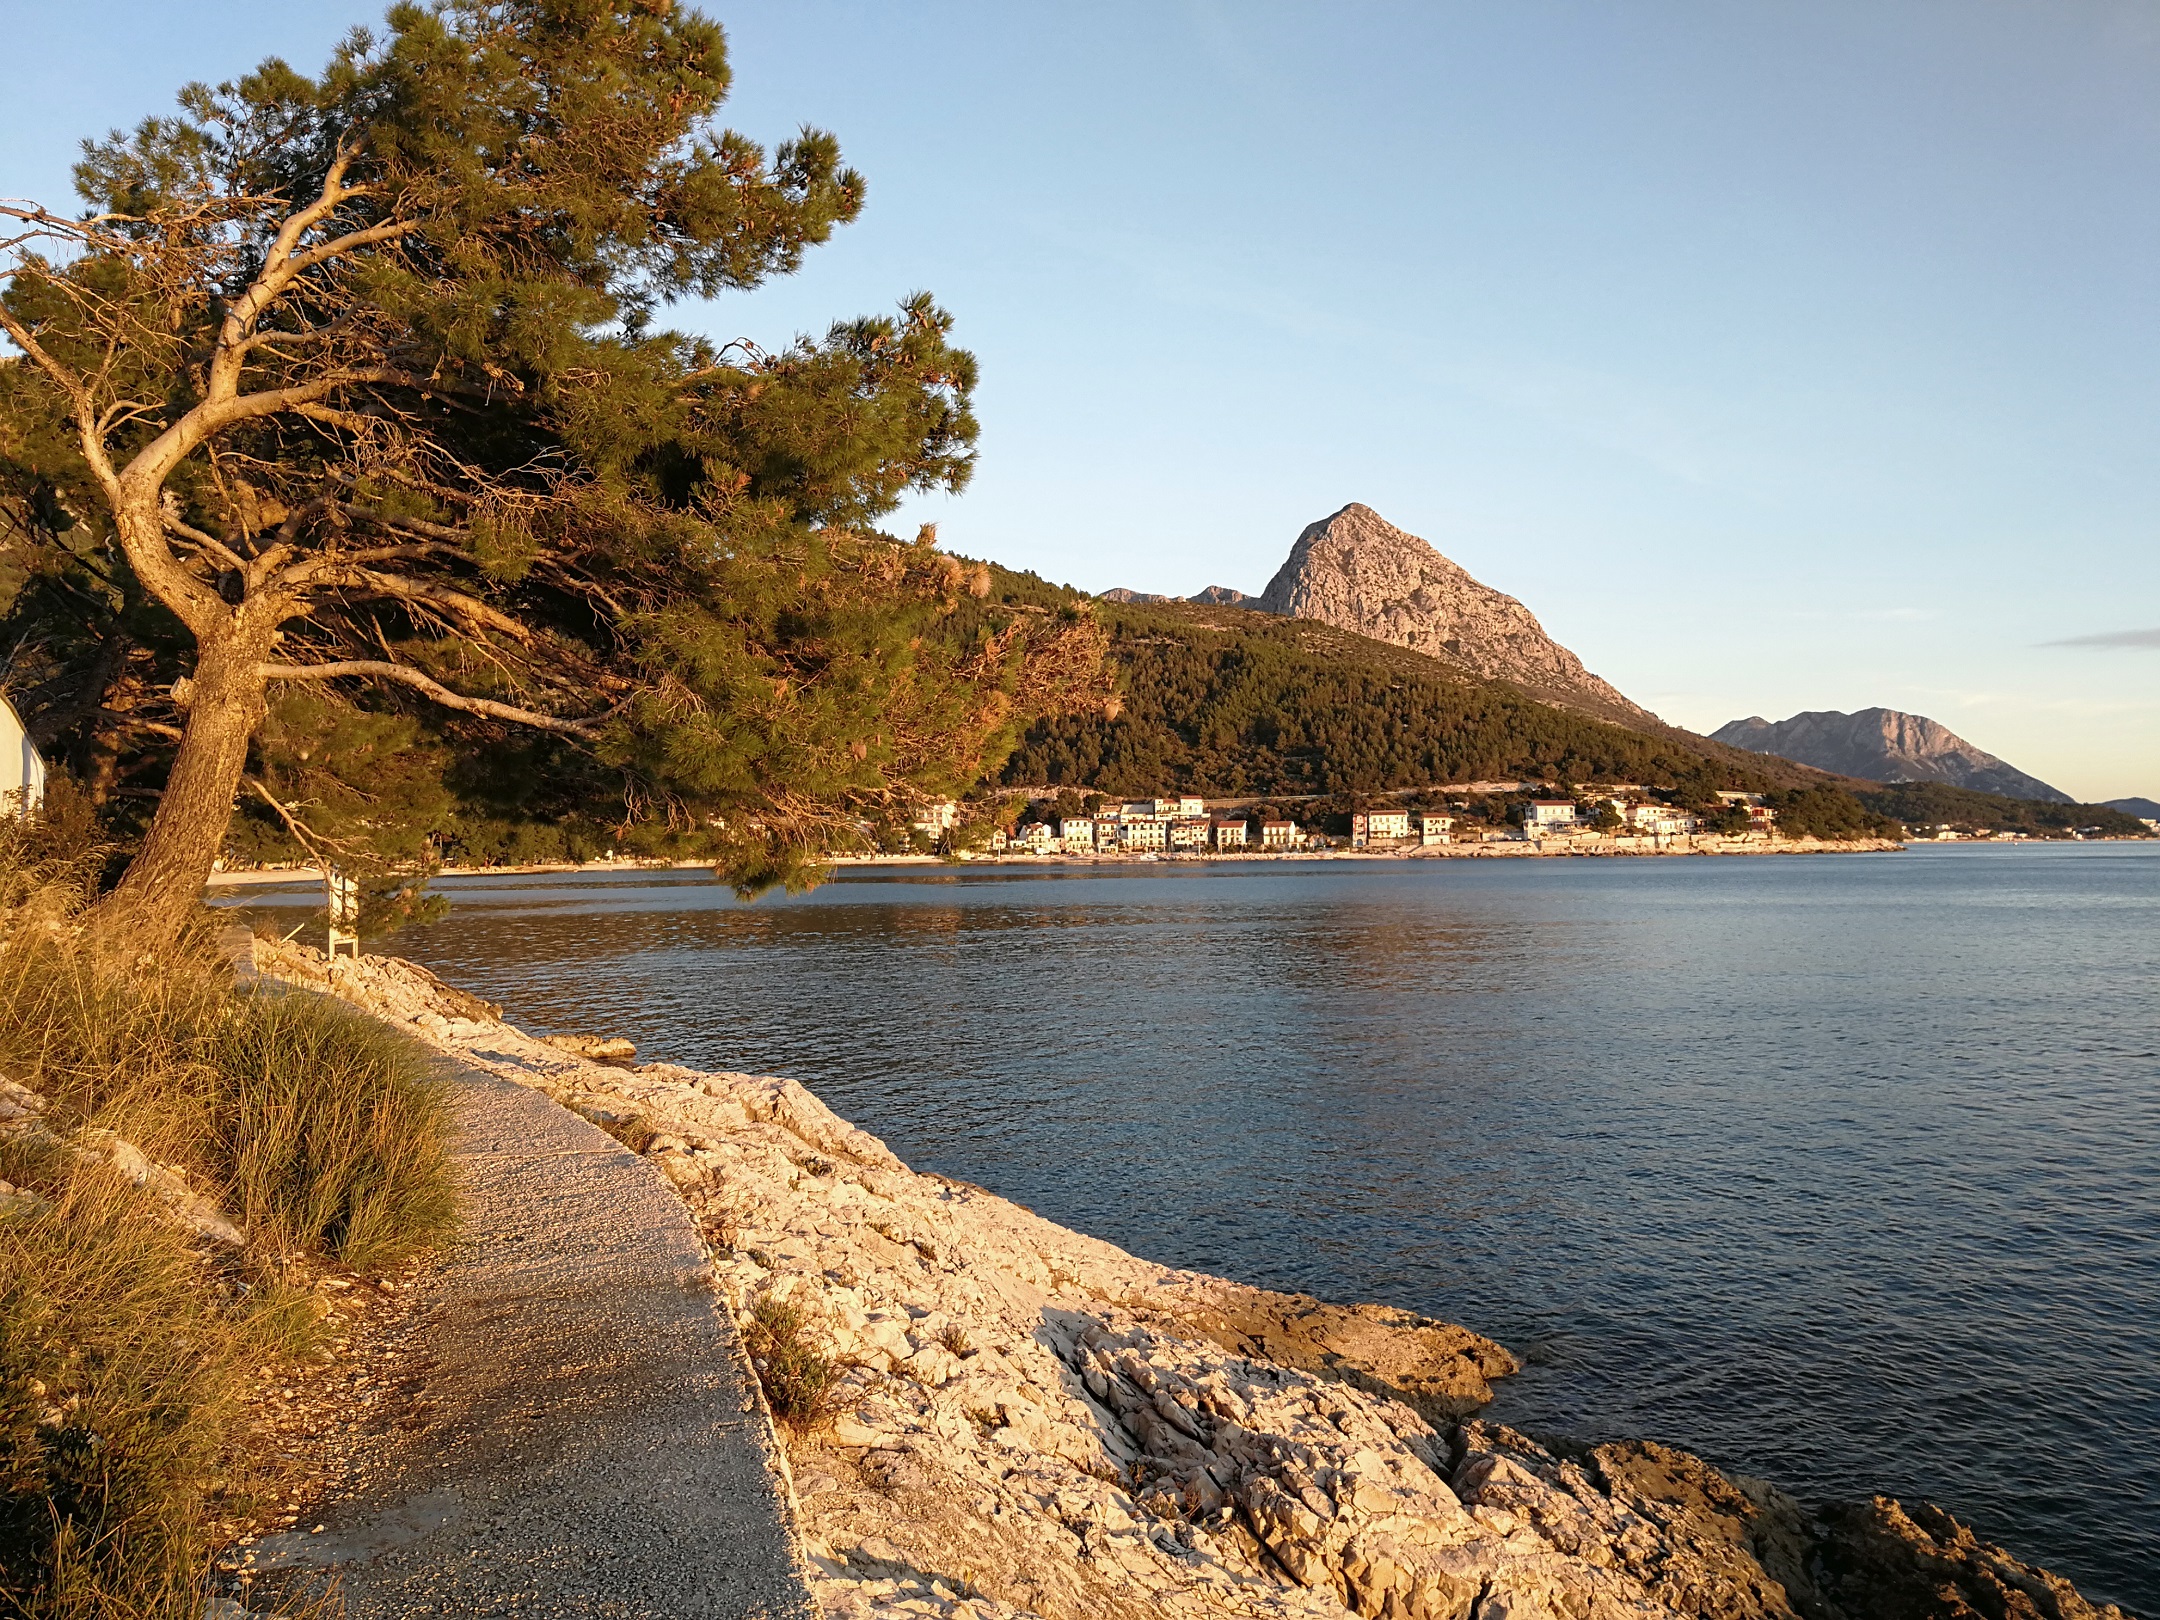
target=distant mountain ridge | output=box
[1100,585,1254,606]
[1712,709,2070,803]
[2105,796,2160,819]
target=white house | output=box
[1415,813,1454,845]
[1123,796,1204,819]
[1168,818,1210,850]
[1350,810,1413,848]
[1,695,45,817]
[1058,816,1097,851]
[1258,820,1300,850]
[1625,803,1697,837]
[1212,818,1248,850]
[1016,822,1061,854]
[1522,801,1578,831]
[910,798,959,836]
[1119,818,1168,851]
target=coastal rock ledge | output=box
[258,940,2128,1620]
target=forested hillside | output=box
[1856,782,2149,839]
[996,588,1826,800]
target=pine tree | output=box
[0,0,1107,930]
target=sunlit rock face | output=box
[1258,504,1658,725]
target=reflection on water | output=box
[218,846,2160,1609]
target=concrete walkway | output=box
[247,1061,815,1619]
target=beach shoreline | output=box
[202,834,1907,888]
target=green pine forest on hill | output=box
[1855,782,2149,840]
[994,585,1767,797]
[985,577,2144,841]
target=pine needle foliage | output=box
[0,0,1109,926]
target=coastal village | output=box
[914,787,1789,858]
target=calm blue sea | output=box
[219,843,2160,1609]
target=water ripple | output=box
[221,843,2160,1609]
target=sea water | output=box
[219,843,2160,1608]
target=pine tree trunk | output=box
[98,624,272,934]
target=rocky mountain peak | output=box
[1711,708,2071,802]
[1257,503,1657,723]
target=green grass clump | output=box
[0,800,457,1617]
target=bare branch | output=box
[0,300,93,428]
[242,774,352,868]
[291,401,378,434]
[97,710,186,742]
[160,500,249,572]
[259,658,610,737]
[123,366,415,491]
[324,566,534,643]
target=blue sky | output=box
[5,1,2156,800]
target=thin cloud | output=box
[2042,627,2160,649]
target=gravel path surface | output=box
[244,1059,815,1619]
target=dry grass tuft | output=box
[741,1295,846,1435]
[589,1110,659,1156]
[210,992,455,1273]
[0,800,454,1617]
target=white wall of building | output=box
[1,696,45,815]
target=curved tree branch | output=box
[258,658,608,737]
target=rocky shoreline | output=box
[253,939,2127,1620]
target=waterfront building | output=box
[1168,818,1210,850]
[1119,818,1168,851]
[1259,820,1300,850]
[1117,796,1200,818]
[1522,801,1579,831]
[1058,816,1097,851]
[1416,813,1454,844]
[1015,823,1061,854]
[1624,804,1697,836]
[1350,810,1413,848]
[910,798,960,836]
[1212,819,1248,850]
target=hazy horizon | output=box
[5,1,2155,800]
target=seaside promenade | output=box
[226,953,813,1619]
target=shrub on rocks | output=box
[743,1295,847,1435]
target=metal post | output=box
[325,868,361,961]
